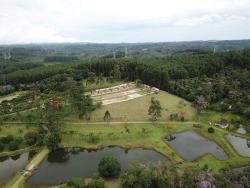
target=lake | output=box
[28,147,167,186]
[166,130,228,161]
[226,134,250,157]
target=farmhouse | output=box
[214,121,229,129]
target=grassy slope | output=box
[90,91,196,122]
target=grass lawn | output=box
[194,111,241,124]
[0,124,37,153]
[0,124,36,138]
[61,122,194,163]
[45,178,121,188]
[90,91,196,122]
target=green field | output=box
[61,122,194,163]
[0,124,36,154]
[90,91,196,122]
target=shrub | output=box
[208,127,215,133]
[193,124,202,128]
[85,178,104,188]
[0,135,14,144]
[121,163,153,188]
[9,140,19,151]
[67,177,85,188]
[180,116,185,121]
[24,131,39,146]
[87,133,99,144]
[0,143,4,152]
[98,156,121,178]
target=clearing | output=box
[90,90,196,121]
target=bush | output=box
[121,163,153,188]
[85,178,105,188]
[9,140,19,151]
[98,156,121,178]
[0,135,14,144]
[208,127,215,133]
[0,143,4,152]
[87,133,99,144]
[24,131,39,146]
[67,177,85,188]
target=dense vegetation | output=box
[120,163,250,188]
[1,49,249,120]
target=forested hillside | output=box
[0,49,250,119]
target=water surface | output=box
[236,125,246,134]
[28,147,166,186]
[0,152,29,185]
[226,135,250,157]
[166,130,228,161]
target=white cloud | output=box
[0,0,250,43]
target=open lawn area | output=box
[194,111,242,124]
[0,124,36,138]
[0,124,37,154]
[61,122,191,163]
[90,91,196,122]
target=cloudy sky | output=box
[0,0,250,44]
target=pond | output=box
[166,130,228,161]
[226,135,250,157]
[236,125,246,134]
[28,147,167,186]
[0,152,31,186]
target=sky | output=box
[0,0,250,44]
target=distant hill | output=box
[0,39,250,61]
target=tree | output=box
[0,143,4,152]
[103,110,111,122]
[113,64,121,80]
[121,163,153,188]
[25,113,35,124]
[44,132,61,150]
[24,131,39,146]
[98,156,121,178]
[148,97,162,121]
[0,117,3,126]
[208,127,215,133]
[8,138,22,151]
